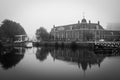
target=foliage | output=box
[36,48,49,61]
[36,27,50,41]
[0,19,26,41]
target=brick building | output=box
[50,18,120,42]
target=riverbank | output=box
[33,41,95,49]
[0,42,32,48]
[32,41,120,49]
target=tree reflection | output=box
[0,47,25,70]
[36,47,49,61]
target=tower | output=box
[81,12,87,23]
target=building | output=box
[14,35,28,43]
[50,18,120,42]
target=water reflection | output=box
[36,47,49,61]
[0,47,25,70]
[0,46,120,80]
[50,48,105,71]
[35,47,120,71]
[94,48,120,56]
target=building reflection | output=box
[0,47,25,70]
[94,48,120,56]
[50,48,106,71]
[36,47,120,71]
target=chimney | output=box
[98,21,100,25]
[89,20,91,24]
[78,20,80,24]
[53,25,55,28]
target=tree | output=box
[0,27,7,40]
[36,27,49,41]
[0,19,26,42]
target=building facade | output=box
[50,18,120,42]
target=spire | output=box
[81,12,87,23]
[83,12,85,19]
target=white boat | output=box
[26,42,33,48]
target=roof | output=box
[51,22,104,32]
[81,18,87,23]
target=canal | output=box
[0,47,120,80]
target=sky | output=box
[0,0,120,37]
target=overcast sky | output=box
[0,0,120,37]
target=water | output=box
[0,47,120,80]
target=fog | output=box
[0,0,120,37]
